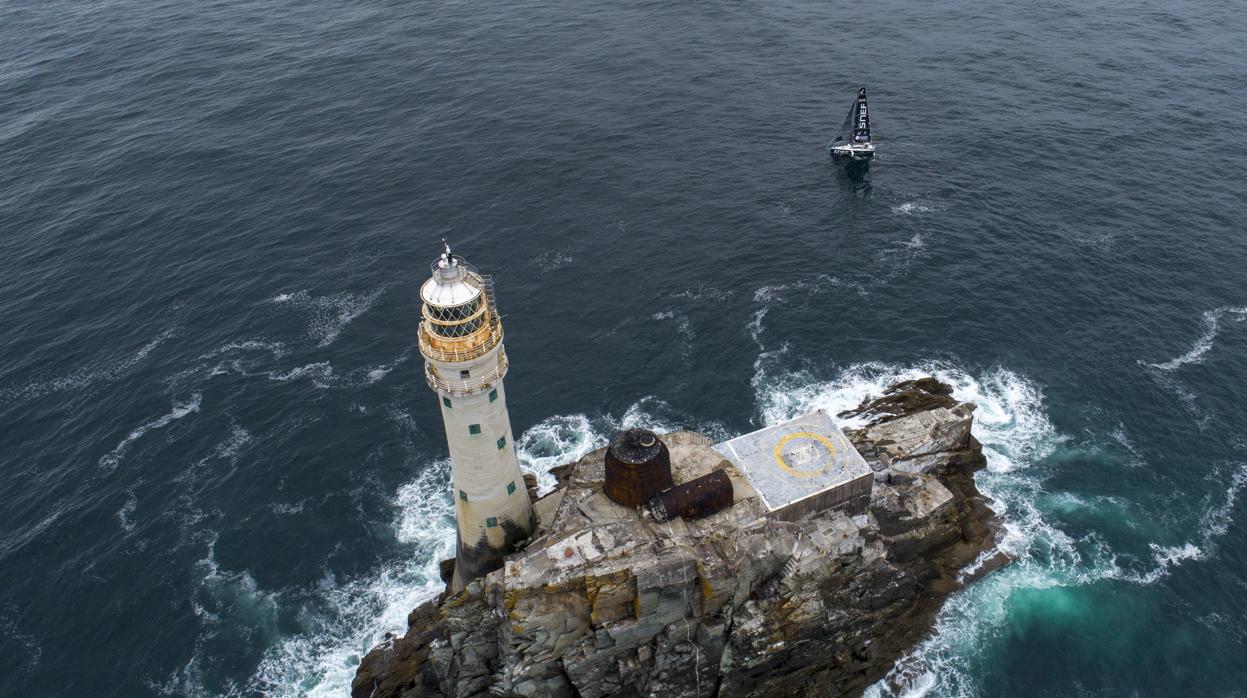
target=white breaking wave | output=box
[392,461,457,550]
[516,414,605,494]
[746,307,769,348]
[619,397,685,434]
[98,393,203,472]
[1137,306,1246,430]
[1111,542,1204,585]
[245,467,458,697]
[1144,305,1247,371]
[1106,462,1247,585]
[753,360,1057,457]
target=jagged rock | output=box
[838,377,958,425]
[354,378,1004,698]
[523,472,540,503]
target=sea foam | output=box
[1144,306,1247,372]
[270,287,387,348]
[0,327,178,405]
[98,392,203,472]
[890,199,941,216]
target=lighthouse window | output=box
[459,490,467,501]
[488,388,498,403]
[426,297,482,323]
[427,298,486,339]
[430,315,484,338]
[468,424,481,435]
[507,481,517,495]
[496,436,506,450]
[442,396,452,408]
[460,369,471,380]
[486,517,498,528]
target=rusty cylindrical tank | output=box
[647,469,734,523]
[604,429,673,507]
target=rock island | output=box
[353,247,1006,697]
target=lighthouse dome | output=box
[420,254,483,308]
[419,244,498,344]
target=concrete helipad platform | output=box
[713,410,873,520]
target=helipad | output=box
[713,410,873,520]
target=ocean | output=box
[1,0,1245,695]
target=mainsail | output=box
[832,87,871,145]
[852,87,870,143]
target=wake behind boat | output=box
[829,87,875,158]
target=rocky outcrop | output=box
[354,378,1003,698]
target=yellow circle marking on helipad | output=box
[772,431,839,478]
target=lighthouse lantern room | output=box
[419,243,535,591]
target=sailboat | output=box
[828,87,875,158]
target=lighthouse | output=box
[419,243,535,591]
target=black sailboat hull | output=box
[829,144,875,159]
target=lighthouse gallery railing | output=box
[424,350,509,394]
[417,319,503,363]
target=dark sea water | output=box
[2,0,1246,695]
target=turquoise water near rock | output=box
[1,0,1245,695]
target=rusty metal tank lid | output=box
[608,428,663,464]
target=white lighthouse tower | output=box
[418,243,535,591]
